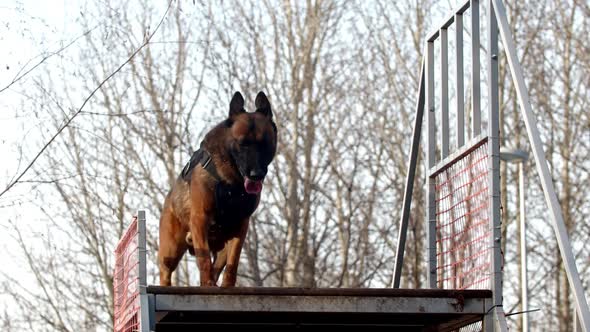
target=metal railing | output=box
[392,0,590,331]
[113,211,150,332]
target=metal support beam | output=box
[519,162,529,332]
[426,41,437,289]
[491,0,590,330]
[392,60,425,289]
[486,3,507,332]
[456,13,465,148]
[137,211,154,332]
[153,292,489,315]
[471,0,481,137]
[149,287,492,328]
[138,210,147,291]
[441,28,449,159]
[140,294,156,332]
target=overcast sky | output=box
[0,0,104,314]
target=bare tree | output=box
[1,1,211,330]
[1,1,589,331]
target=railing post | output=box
[487,2,508,331]
[138,210,147,292]
[137,210,155,332]
[456,12,465,148]
[426,41,437,289]
[471,0,481,137]
[440,28,449,159]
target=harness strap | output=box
[181,148,221,182]
[181,148,257,228]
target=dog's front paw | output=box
[220,279,236,288]
[200,280,218,287]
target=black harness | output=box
[180,148,220,182]
[180,148,259,227]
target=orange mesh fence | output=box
[113,216,140,332]
[435,141,491,291]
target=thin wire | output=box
[0,1,174,199]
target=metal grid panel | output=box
[434,141,491,291]
[114,216,140,332]
[459,321,483,332]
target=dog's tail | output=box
[185,232,195,256]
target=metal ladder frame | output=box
[392,0,590,331]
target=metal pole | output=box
[137,210,155,332]
[441,28,449,159]
[487,2,508,330]
[491,0,590,330]
[392,60,425,288]
[471,0,481,137]
[138,210,147,290]
[519,162,529,332]
[501,148,529,331]
[455,12,465,148]
[426,41,438,289]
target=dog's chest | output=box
[207,183,257,251]
[212,182,258,226]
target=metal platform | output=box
[144,286,492,331]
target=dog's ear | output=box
[229,91,245,118]
[255,91,273,119]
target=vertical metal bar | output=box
[426,41,437,289]
[440,28,449,158]
[519,162,529,332]
[140,294,156,332]
[487,3,506,331]
[138,210,147,289]
[491,0,590,330]
[456,13,465,148]
[137,210,151,332]
[471,0,481,137]
[488,0,501,304]
[393,59,425,289]
[483,304,494,332]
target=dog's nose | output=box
[249,169,266,181]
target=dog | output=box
[158,91,277,287]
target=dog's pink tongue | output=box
[244,178,263,194]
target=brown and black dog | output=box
[158,91,277,287]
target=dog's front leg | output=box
[221,218,250,287]
[190,211,216,287]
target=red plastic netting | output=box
[113,216,140,332]
[435,140,491,291]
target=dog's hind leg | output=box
[158,208,188,286]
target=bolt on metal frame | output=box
[392,0,590,331]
